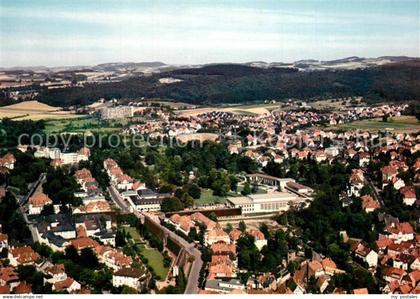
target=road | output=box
[108,184,203,294]
[108,185,130,213]
[8,173,45,243]
[17,172,46,205]
[365,178,384,207]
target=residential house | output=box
[352,241,378,268]
[112,267,147,291]
[28,193,52,215]
[8,246,40,267]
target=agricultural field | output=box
[0,100,81,120]
[330,116,420,133]
[175,102,280,117]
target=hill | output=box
[34,59,420,107]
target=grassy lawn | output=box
[138,245,169,279]
[196,189,226,205]
[331,116,420,133]
[236,185,268,195]
[123,227,142,243]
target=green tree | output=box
[241,182,251,195]
[239,221,247,232]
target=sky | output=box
[0,0,419,67]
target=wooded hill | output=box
[33,59,420,107]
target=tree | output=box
[241,182,251,195]
[208,212,217,222]
[79,248,99,268]
[122,286,138,294]
[65,245,79,262]
[115,230,127,247]
[188,227,198,241]
[239,221,247,232]
[225,223,233,233]
[161,197,183,212]
[187,183,201,199]
[259,223,270,239]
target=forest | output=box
[30,60,420,107]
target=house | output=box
[384,222,415,244]
[0,153,15,170]
[381,165,398,185]
[208,256,236,279]
[205,226,230,246]
[321,258,344,276]
[361,195,380,213]
[8,246,40,266]
[393,253,415,271]
[384,267,406,283]
[0,267,19,289]
[248,229,267,251]
[352,241,378,268]
[348,169,365,197]
[400,186,417,206]
[0,233,8,251]
[411,257,420,271]
[14,282,32,294]
[167,214,194,235]
[308,261,324,278]
[211,242,236,256]
[190,212,216,231]
[229,229,242,243]
[205,278,245,294]
[316,275,330,293]
[70,237,99,252]
[53,277,81,293]
[28,193,52,215]
[112,268,147,291]
[44,264,67,284]
[100,248,133,271]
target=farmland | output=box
[329,116,420,133]
[0,101,81,120]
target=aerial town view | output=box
[0,0,419,297]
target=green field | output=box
[138,245,169,279]
[123,226,142,243]
[44,117,123,134]
[331,116,420,133]
[196,189,226,205]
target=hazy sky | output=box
[1,0,419,67]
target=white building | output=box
[226,192,299,215]
[112,268,146,291]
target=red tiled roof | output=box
[14,282,32,294]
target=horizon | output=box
[1,0,419,67]
[1,55,419,70]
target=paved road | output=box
[8,173,45,243]
[108,185,203,294]
[365,178,384,207]
[107,185,130,213]
[17,172,46,205]
[139,211,203,294]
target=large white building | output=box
[226,192,300,215]
[100,106,134,119]
[112,268,147,291]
